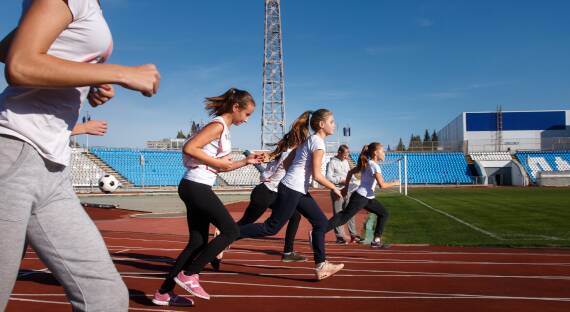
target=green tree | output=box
[176,130,186,139]
[396,138,405,151]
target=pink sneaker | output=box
[174,272,211,300]
[152,290,194,307]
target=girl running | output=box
[239,109,344,280]
[328,142,399,248]
[153,88,262,306]
[0,0,160,310]
[236,111,312,263]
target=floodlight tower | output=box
[261,0,286,150]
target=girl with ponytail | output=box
[327,142,399,248]
[239,108,345,281]
[228,111,313,265]
[154,88,263,305]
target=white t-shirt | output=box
[261,149,291,192]
[0,0,113,166]
[356,160,381,199]
[183,116,232,186]
[281,135,326,194]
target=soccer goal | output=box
[378,155,408,196]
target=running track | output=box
[8,190,570,311]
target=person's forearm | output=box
[220,158,248,172]
[71,123,85,136]
[6,54,126,87]
[184,146,224,169]
[313,173,337,191]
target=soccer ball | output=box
[98,174,119,193]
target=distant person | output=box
[326,144,361,244]
[327,142,398,248]
[238,109,345,280]
[154,88,263,306]
[0,0,160,310]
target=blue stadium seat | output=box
[515,151,570,183]
[90,148,185,186]
[350,152,473,184]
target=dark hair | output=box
[356,142,383,172]
[205,88,255,116]
[309,109,333,132]
[269,111,311,160]
[338,144,349,153]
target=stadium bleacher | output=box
[217,152,261,186]
[470,152,512,161]
[70,149,106,187]
[87,148,478,187]
[515,151,570,183]
[90,148,186,187]
[351,152,473,184]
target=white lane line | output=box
[224,259,570,266]
[120,275,570,302]
[21,253,570,267]
[102,240,570,258]
[407,195,502,240]
[12,292,570,302]
[221,262,570,279]
[19,267,569,282]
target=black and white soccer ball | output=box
[98,174,119,193]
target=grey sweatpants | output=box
[330,191,357,238]
[0,135,128,311]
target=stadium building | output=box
[438,109,570,186]
[438,109,570,153]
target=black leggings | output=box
[237,183,301,253]
[239,183,328,264]
[327,192,390,238]
[160,179,239,293]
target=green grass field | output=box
[376,187,570,247]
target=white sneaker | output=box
[315,261,344,280]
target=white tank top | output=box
[183,116,231,186]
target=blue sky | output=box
[1,0,569,151]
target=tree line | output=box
[393,129,439,152]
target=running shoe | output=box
[281,251,307,262]
[315,261,344,280]
[174,272,211,300]
[152,290,194,307]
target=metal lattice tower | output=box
[261,0,286,150]
[496,104,503,152]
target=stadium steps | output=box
[84,152,133,188]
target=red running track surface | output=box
[7,190,570,311]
